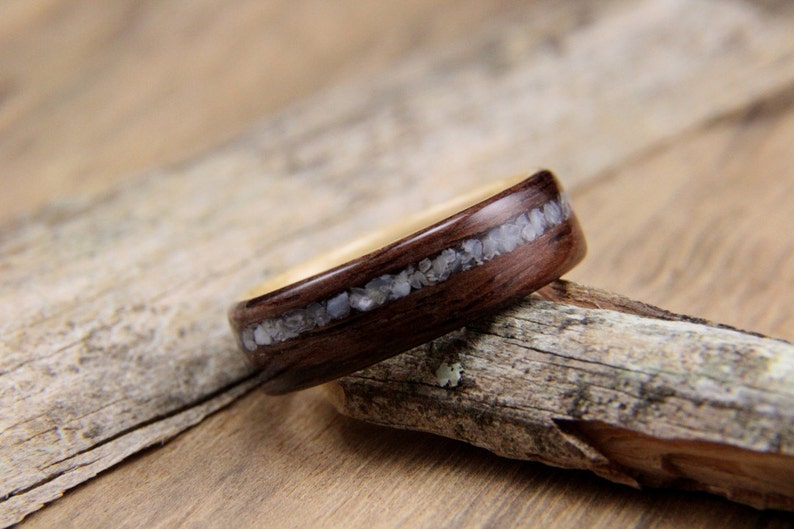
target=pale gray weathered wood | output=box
[329,281,794,510]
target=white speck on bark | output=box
[436,362,463,388]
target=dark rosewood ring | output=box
[229,170,586,394]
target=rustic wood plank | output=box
[329,280,794,510]
[0,0,515,226]
[1,374,264,525]
[5,0,794,526]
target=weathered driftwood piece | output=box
[328,280,794,510]
[3,0,794,526]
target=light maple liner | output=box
[229,170,586,394]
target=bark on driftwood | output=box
[3,0,794,525]
[328,281,794,510]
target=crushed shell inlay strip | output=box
[241,194,572,351]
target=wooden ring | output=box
[229,170,586,394]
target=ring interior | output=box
[243,172,533,299]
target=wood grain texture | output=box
[0,0,514,226]
[5,0,794,527]
[328,280,794,510]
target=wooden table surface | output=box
[3,1,794,527]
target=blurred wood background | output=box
[2,0,794,527]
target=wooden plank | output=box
[0,0,515,225]
[5,0,794,526]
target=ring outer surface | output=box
[229,170,586,394]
